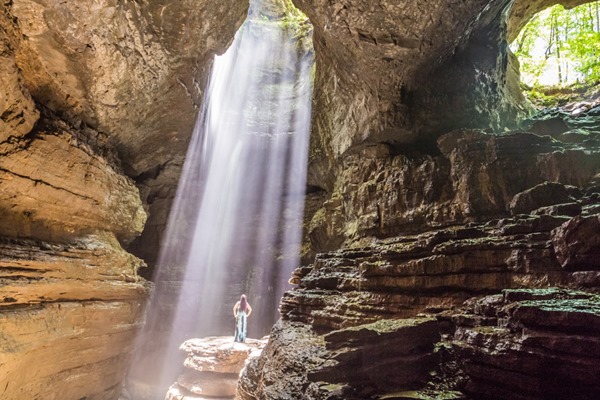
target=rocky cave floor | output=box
[233,99,600,400]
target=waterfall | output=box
[126,0,314,397]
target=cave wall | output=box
[291,0,528,191]
[0,1,247,399]
[240,99,600,400]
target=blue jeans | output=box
[234,312,247,342]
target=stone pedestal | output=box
[165,336,267,399]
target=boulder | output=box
[311,318,441,391]
[552,215,600,270]
[166,383,230,400]
[177,371,239,397]
[528,116,570,137]
[239,318,441,400]
[509,182,574,216]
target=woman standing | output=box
[233,294,252,343]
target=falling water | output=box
[126,0,313,397]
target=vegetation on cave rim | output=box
[511,1,600,107]
[249,0,313,41]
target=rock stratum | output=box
[0,113,151,399]
[240,118,600,399]
[1,0,246,398]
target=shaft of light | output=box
[126,1,314,397]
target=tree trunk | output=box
[554,15,563,84]
[596,1,600,32]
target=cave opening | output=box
[509,1,600,108]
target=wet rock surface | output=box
[452,288,600,400]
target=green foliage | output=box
[511,1,600,87]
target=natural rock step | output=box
[452,288,600,400]
[310,318,440,391]
[238,318,442,400]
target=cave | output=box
[1,0,599,399]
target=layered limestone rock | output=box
[298,0,595,191]
[238,318,442,399]
[166,336,266,400]
[241,221,600,398]
[292,0,527,188]
[0,118,150,399]
[308,129,600,256]
[2,0,249,273]
[240,120,600,398]
[0,212,148,393]
[0,114,150,399]
[284,178,600,331]
[0,119,146,243]
[452,288,600,400]
[7,0,248,175]
[0,233,150,399]
[1,1,250,398]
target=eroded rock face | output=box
[453,288,600,400]
[293,0,527,188]
[0,10,39,138]
[0,235,149,399]
[8,0,248,175]
[240,123,600,398]
[0,115,150,398]
[552,215,600,270]
[239,317,442,399]
[0,120,146,243]
[308,130,600,255]
[1,0,249,276]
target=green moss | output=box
[379,390,466,400]
[522,82,600,108]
